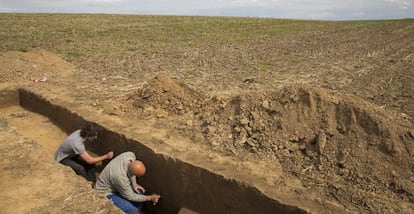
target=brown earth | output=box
[0,105,122,214]
[0,17,413,214]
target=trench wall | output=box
[17,88,307,214]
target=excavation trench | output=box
[1,88,307,214]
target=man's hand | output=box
[133,184,146,193]
[148,194,161,205]
[106,151,114,159]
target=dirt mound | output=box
[0,49,75,86]
[130,73,206,118]
[199,86,412,156]
[125,74,414,212]
[194,85,414,212]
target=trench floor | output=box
[0,105,67,155]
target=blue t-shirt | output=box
[54,130,86,162]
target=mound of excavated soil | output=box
[0,49,75,86]
[125,74,414,212]
[193,85,414,212]
[130,73,206,118]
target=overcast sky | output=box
[0,0,413,20]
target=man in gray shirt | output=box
[95,151,160,214]
[55,124,113,184]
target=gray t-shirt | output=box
[95,151,146,202]
[54,130,86,162]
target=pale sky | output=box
[0,0,413,20]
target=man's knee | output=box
[70,164,86,175]
[61,159,83,173]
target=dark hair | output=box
[80,124,98,138]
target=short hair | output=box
[80,124,98,138]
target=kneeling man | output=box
[95,151,160,214]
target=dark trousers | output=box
[60,155,96,182]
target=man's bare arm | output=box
[80,151,113,164]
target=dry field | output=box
[0,14,413,213]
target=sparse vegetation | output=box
[1,13,413,117]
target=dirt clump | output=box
[130,73,207,118]
[147,82,414,213]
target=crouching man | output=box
[95,151,161,214]
[55,124,113,185]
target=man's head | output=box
[128,160,146,177]
[80,124,98,141]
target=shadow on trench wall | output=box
[18,88,308,214]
